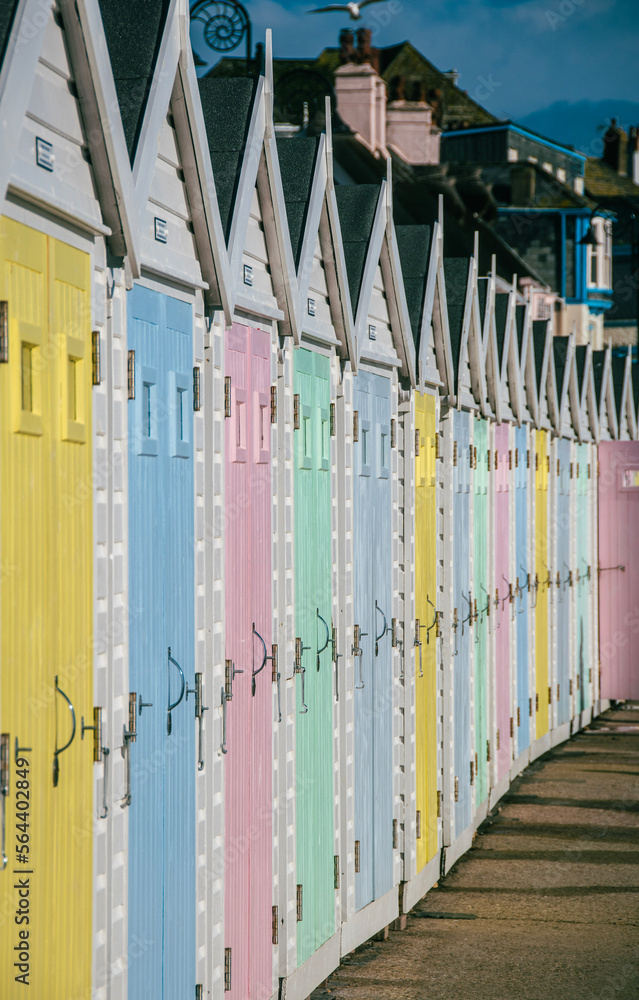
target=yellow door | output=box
[0,217,93,997]
[535,429,550,739]
[415,392,438,867]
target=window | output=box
[557,168,566,184]
[574,176,584,195]
[507,147,519,162]
[22,344,33,412]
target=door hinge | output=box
[496,729,500,750]
[436,790,441,817]
[193,366,201,411]
[81,706,103,762]
[487,449,491,471]
[515,448,519,467]
[546,455,550,473]
[486,739,491,762]
[416,810,421,839]
[296,884,303,921]
[293,392,300,430]
[475,751,478,774]
[529,697,533,717]
[415,428,420,456]
[556,684,560,702]
[454,777,459,801]
[0,300,8,363]
[556,458,560,476]
[570,462,573,479]
[517,707,521,727]
[435,432,440,458]
[272,906,278,944]
[196,985,203,1000]
[548,685,552,704]
[224,376,231,417]
[392,818,398,848]
[330,401,336,436]
[271,385,277,424]
[569,679,573,696]
[470,760,474,785]
[353,409,359,442]
[91,331,101,385]
[271,644,278,683]
[509,717,514,738]
[391,417,396,448]
[536,692,539,712]
[576,462,579,478]
[588,463,591,479]
[527,449,530,469]
[589,667,592,683]
[334,855,340,889]
[224,948,232,991]
[453,441,457,466]
[535,451,539,471]
[509,450,512,470]
[127,349,135,399]
[354,840,361,872]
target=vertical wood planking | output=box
[515,424,530,753]
[535,430,550,738]
[494,423,511,779]
[0,219,93,999]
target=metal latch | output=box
[224,376,232,417]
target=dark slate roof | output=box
[611,354,626,421]
[575,345,588,397]
[198,76,257,242]
[0,0,18,68]
[553,337,569,404]
[494,294,509,367]
[276,136,320,269]
[334,184,380,315]
[585,158,639,200]
[395,224,432,347]
[591,349,606,405]
[98,0,170,161]
[532,320,548,395]
[443,257,468,384]
[515,304,526,352]
[477,281,488,329]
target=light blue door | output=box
[127,285,195,999]
[515,426,530,753]
[556,439,571,726]
[453,411,472,834]
[353,371,393,909]
[576,445,590,713]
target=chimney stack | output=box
[385,75,440,165]
[629,126,639,185]
[334,56,386,154]
[603,119,628,176]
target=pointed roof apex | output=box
[335,183,380,316]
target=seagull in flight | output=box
[308,0,389,20]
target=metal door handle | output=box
[121,692,137,807]
[316,610,330,670]
[53,677,76,787]
[252,624,274,696]
[332,627,341,702]
[167,647,185,735]
[414,619,423,677]
[138,697,153,715]
[1,733,8,870]
[452,608,459,655]
[99,747,110,819]
[194,673,208,771]
[375,601,388,655]
[299,667,308,714]
[276,670,282,723]
[221,688,228,754]
[426,595,438,645]
[599,564,625,573]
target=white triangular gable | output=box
[482,266,501,422]
[566,336,583,441]
[4,4,112,238]
[419,202,452,393]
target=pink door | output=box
[224,323,272,1000]
[494,424,512,779]
[598,442,639,699]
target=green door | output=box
[294,348,334,964]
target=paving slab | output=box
[313,706,639,1000]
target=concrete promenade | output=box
[313,706,639,1000]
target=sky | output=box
[190,0,639,153]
